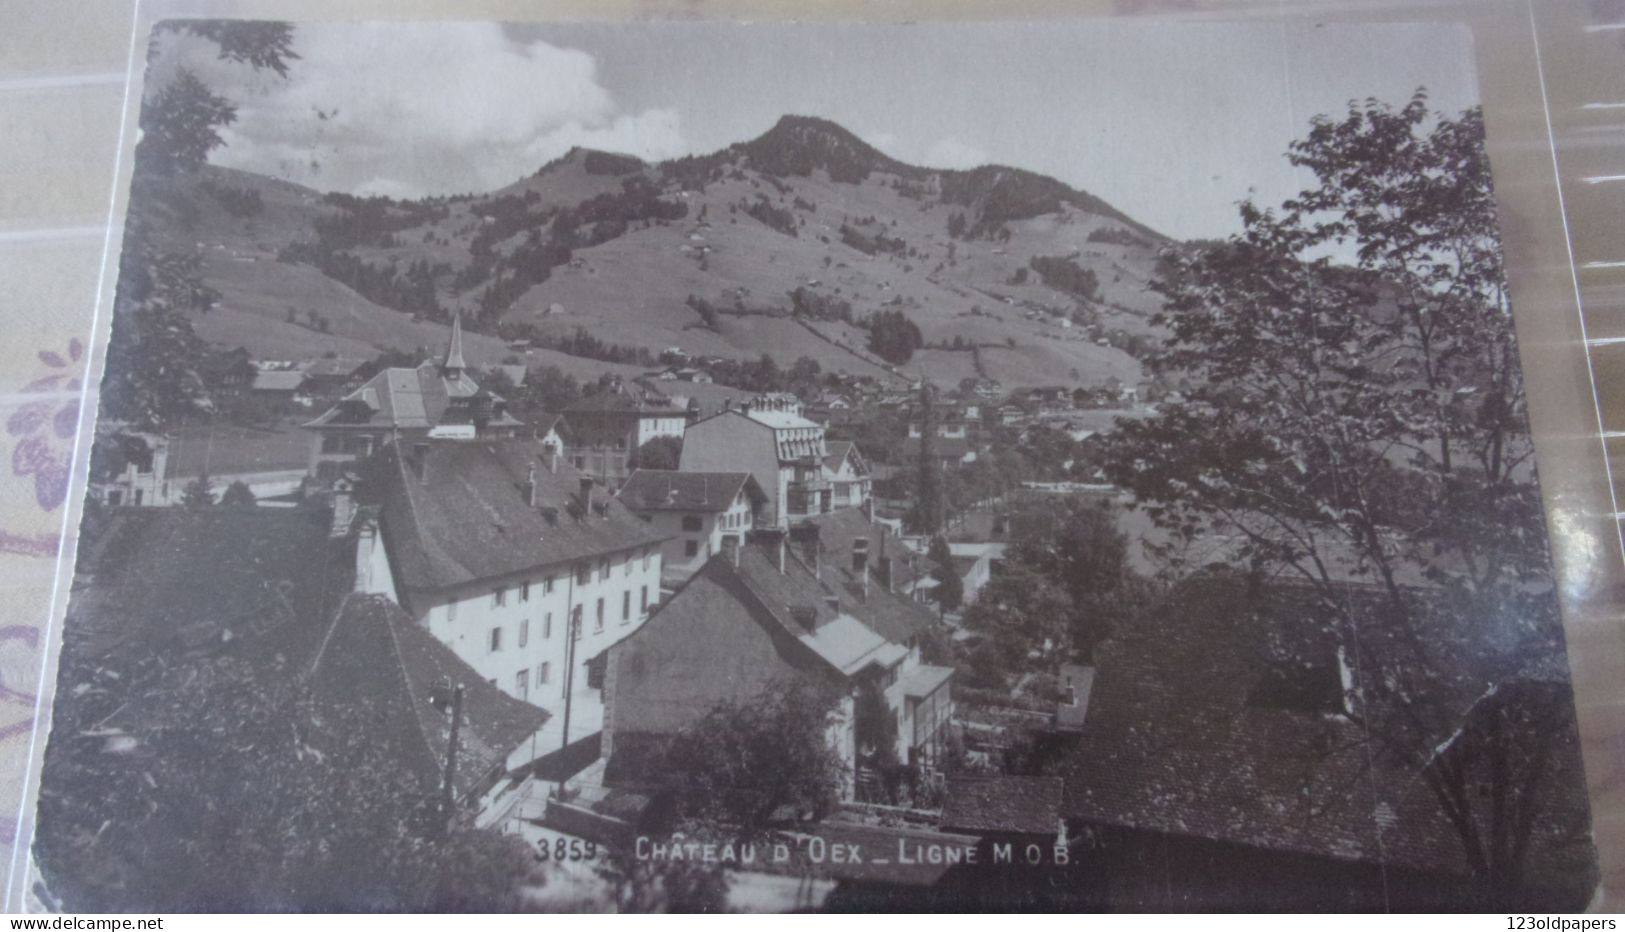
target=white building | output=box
[356,438,667,757]
[616,470,767,586]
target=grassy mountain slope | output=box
[145,116,1175,390]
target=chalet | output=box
[250,365,306,398]
[299,356,368,397]
[561,381,687,483]
[304,315,524,479]
[821,441,872,511]
[199,348,257,391]
[616,469,766,586]
[602,528,953,797]
[357,439,667,758]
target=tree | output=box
[961,561,1071,665]
[656,678,846,841]
[1020,498,1143,659]
[630,435,683,471]
[866,309,923,365]
[98,21,298,434]
[181,473,215,508]
[1101,92,1581,892]
[905,382,943,535]
[220,480,256,508]
[927,536,963,616]
[138,21,297,175]
[99,249,219,429]
[34,646,541,911]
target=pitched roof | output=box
[443,311,467,371]
[801,508,929,611]
[823,440,863,474]
[617,470,762,513]
[607,534,935,740]
[304,363,519,432]
[310,594,548,800]
[251,369,306,392]
[364,440,667,592]
[635,379,753,420]
[942,775,1064,836]
[1059,577,1592,883]
[564,384,685,416]
[746,407,819,430]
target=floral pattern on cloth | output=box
[0,338,85,879]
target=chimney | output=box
[720,535,740,568]
[579,477,594,514]
[524,464,538,508]
[329,480,356,540]
[864,495,875,524]
[790,605,818,631]
[824,594,841,615]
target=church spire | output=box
[442,311,467,378]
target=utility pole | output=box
[439,682,464,839]
[561,608,581,750]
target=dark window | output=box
[595,598,605,631]
[685,540,700,558]
[490,627,502,652]
[622,591,631,622]
[681,515,704,532]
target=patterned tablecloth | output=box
[0,0,132,891]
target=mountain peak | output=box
[739,114,910,184]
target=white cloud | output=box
[153,23,687,197]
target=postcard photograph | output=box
[20,15,1600,913]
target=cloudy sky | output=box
[150,18,1483,241]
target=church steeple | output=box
[442,311,467,379]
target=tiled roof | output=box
[607,534,937,742]
[746,408,819,430]
[618,470,762,513]
[564,385,685,416]
[636,380,753,419]
[900,663,954,699]
[801,508,929,611]
[363,440,667,592]
[305,363,520,432]
[942,775,1064,836]
[823,440,860,473]
[1059,577,1593,882]
[310,594,547,800]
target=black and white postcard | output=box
[22,15,1599,912]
